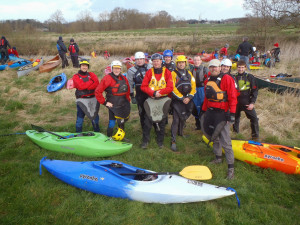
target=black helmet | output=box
[70,38,74,42]
[59,36,63,41]
[151,53,163,60]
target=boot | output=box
[171,142,177,152]
[195,117,201,130]
[227,168,234,180]
[210,156,223,164]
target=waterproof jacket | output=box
[234,72,258,105]
[68,43,79,55]
[189,64,209,88]
[141,67,173,97]
[73,70,99,98]
[8,49,19,57]
[171,69,196,100]
[202,73,237,113]
[127,63,152,94]
[95,73,130,105]
[57,39,67,53]
[163,61,176,72]
[219,47,228,56]
[236,41,253,56]
[0,37,11,49]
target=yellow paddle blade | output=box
[179,165,212,180]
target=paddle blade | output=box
[31,124,45,132]
[179,165,212,180]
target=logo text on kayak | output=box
[187,180,203,186]
[264,154,284,162]
[80,174,98,182]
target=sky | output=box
[0,0,247,22]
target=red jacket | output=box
[202,74,237,113]
[95,74,130,105]
[8,49,19,57]
[219,47,228,56]
[141,68,173,97]
[72,71,99,98]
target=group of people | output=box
[0,36,19,64]
[72,47,260,180]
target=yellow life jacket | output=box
[149,68,167,95]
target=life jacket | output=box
[69,45,76,54]
[174,69,192,96]
[56,43,61,51]
[149,67,167,95]
[0,39,4,47]
[192,66,205,87]
[163,61,176,72]
[205,74,227,102]
[133,65,148,86]
[75,73,95,98]
[106,73,128,98]
[235,73,251,92]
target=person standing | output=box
[56,36,69,68]
[189,55,208,130]
[236,37,253,70]
[72,60,100,133]
[202,59,237,179]
[127,51,152,129]
[68,38,79,68]
[233,60,259,140]
[0,36,11,63]
[95,60,131,140]
[140,53,173,149]
[170,55,196,151]
[162,49,176,72]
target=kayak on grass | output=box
[40,158,236,204]
[47,73,67,92]
[203,135,300,174]
[17,57,44,78]
[0,60,32,71]
[39,54,61,73]
[26,130,132,157]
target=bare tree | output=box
[47,10,66,33]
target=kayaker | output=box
[95,60,131,140]
[56,36,69,68]
[8,47,19,58]
[68,38,79,68]
[219,44,229,58]
[189,55,208,130]
[236,37,253,70]
[170,55,196,151]
[72,60,100,133]
[201,59,237,179]
[162,49,176,72]
[233,60,259,140]
[271,43,280,62]
[0,36,11,63]
[140,53,173,149]
[127,51,152,129]
[104,50,110,59]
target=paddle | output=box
[31,124,67,139]
[120,165,212,180]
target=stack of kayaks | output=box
[47,73,67,92]
[40,158,235,204]
[39,54,61,73]
[17,57,44,78]
[203,135,300,174]
[26,130,132,157]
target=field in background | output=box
[1,25,300,224]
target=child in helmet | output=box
[72,60,100,133]
[95,60,131,141]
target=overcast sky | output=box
[0,0,248,22]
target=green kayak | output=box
[26,130,132,157]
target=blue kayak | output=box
[47,73,67,92]
[0,60,31,71]
[40,158,235,204]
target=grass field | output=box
[1,25,300,224]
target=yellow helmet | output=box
[112,128,125,141]
[80,60,90,67]
[175,55,187,65]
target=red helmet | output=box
[36,59,40,62]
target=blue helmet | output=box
[151,53,163,60]
[163,49,173,58]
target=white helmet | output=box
[111,60,122,70]
[253,46,256,52]
[221,58,232,67]
[134,51,145,59]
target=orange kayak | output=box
[202,135,300,174]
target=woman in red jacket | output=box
[73,60,100,132]
[95,60,131,140]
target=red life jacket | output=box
[75,73,95,98]
[0,39,4,46]
[69,45,76,54]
